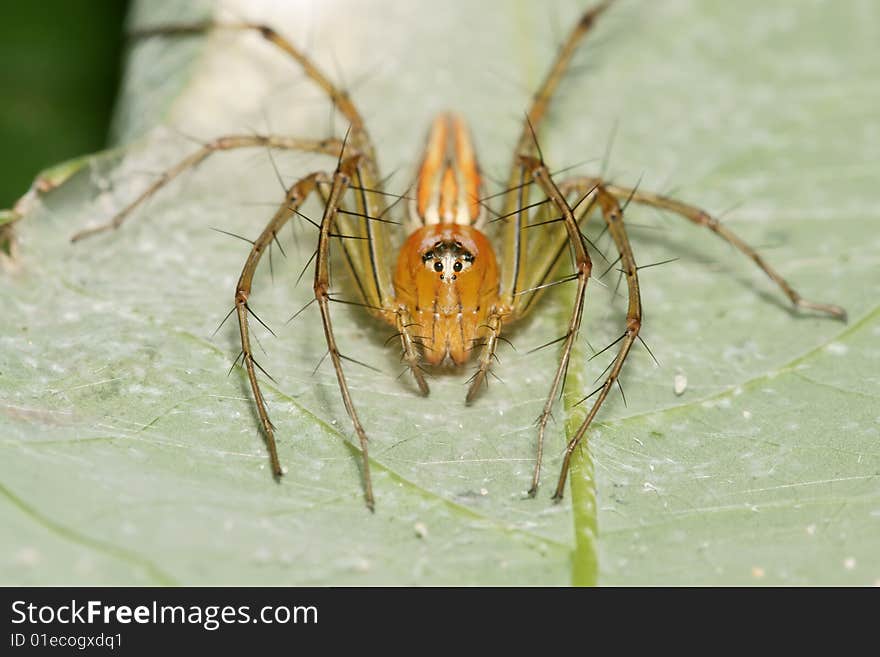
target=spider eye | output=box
[422,250,434,262]
[434,261,443,272]
[453,261,462,272]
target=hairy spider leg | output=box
[561,179,847,320]
[70,136,345,242]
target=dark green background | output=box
[0,1,128,207]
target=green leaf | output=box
[2,1,877,585]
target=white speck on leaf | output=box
[824,342,848,355]
[352,557,371,573]
[673,372,687,396]
[16,547,40,567]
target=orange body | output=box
[392,113,500,365]
[411,113,483,227]
[394,224,499,365]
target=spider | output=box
[71,1,845,510]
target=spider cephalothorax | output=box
[394,223,499,366]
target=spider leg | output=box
[528,276,589,496]
[508,1,613,172]
[234,170,324,481]
[549,178,643,501]
[465,311,505,403]
[498,0,613,306]
[235,154,380,510]
[132,21,379,176]
[70,135,344,242]
[518,157,597,497]
[561,178,847,320]
[396,310,429,395]
[313,154,378,510]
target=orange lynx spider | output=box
[72,2,845,510]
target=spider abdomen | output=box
[409,113,484,229]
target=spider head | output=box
[420,239,475,282]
